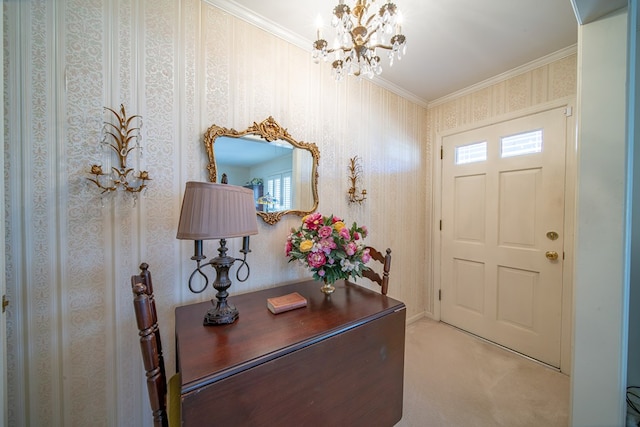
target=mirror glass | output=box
[204,117,319,224]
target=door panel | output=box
[441,107,567,367]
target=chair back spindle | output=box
[361,247,392,295]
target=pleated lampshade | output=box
[176,181,259,240]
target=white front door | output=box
[440,106,567,367]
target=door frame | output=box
[0,0,9,427]
[430,97,577,374]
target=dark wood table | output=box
[175,279,406,426]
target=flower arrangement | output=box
[285,213,371,285]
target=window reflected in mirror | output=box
[203,117,319,225]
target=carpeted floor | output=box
[397,318,570,426]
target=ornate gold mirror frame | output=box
[204,116,320,225]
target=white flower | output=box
[340,258,358,272]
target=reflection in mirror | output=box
[204,117,319,225]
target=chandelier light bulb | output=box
[312,0,407,80]
[315,14,323,40]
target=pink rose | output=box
[353,231,361,240]
[285,240,293,256]
[318,225,333,238]
[332,216,343,223]
[319,238,337,254]
[361,226,368,238]
[307,251,327,268]
[339,227,351,240]
[344,242,357,256]
[362,248,371,264]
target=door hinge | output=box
[565,107,573,117]
[439,220,442,230]
[2,295,8,313]
[440,147,443,160]
[438,289,442,301]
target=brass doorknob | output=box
[545,251,559,261]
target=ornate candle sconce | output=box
[347,156,367,204]
[87,104,151,199]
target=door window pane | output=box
[455,141,487,165]
[501,130,543,158]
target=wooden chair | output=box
[361,247,392,295]
[131,263,180,427]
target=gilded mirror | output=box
[204,116,319,225]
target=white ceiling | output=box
[207,0,581,105]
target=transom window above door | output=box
[455,141,487,165]
[501,129,543,158]
[453,129,544,165]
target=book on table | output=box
[267,292,308,314]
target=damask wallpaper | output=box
[2,0,575,426]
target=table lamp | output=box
[257,193,278,213]
[177,181,259,325]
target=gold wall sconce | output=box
[347,156,367,204]
[87,104,151,199]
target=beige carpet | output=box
[397,318,570,427]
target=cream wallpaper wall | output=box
[2,0,575,426]
[4,1,427,425]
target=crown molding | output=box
[427,44,578,108]
[203,0,310,51]
[202,0,428,108]
[204,0,575,110]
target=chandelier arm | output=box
[349,31,360,50]
[355,0,368,22]
[367,43,394,51]
[359,31,384,48]
[363,14,378,28]
[325,47,349,55]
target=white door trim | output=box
[1,2,7,422]
[430,97,577,374]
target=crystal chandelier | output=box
[312,0,407,80]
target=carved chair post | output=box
[132,263,169,427]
